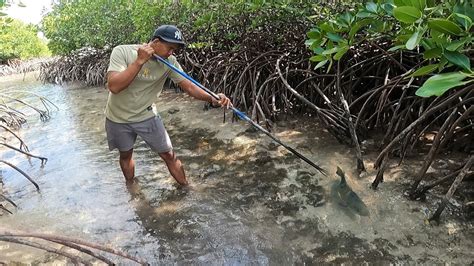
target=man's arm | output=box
[178,79,232,108]
[107,44,155,94]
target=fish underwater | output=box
[331,166,370,218]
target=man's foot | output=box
[125,177,135,184]
[173,176,189,186]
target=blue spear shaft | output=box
[154,55,327,176]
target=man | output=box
[105,25,231,186]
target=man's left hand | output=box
[211,93,232,109]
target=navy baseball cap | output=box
[153,25,185,47]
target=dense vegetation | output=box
[0,19,50,63]
[0,1,50,77]
[0,0,50,63]
[16,0,474,222]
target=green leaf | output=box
[423,47,442,59]
[356,11,375,18]
[406,30,421,50]
[327,32,343,42]
[438,57,448,72]
[310,54,326,62]
[313,47,324,54]
[427,19,463,36]
[305,39,315,47]
[310,40,322,50]
[319,23,334,32]
[409,64,439,77]
[420,38,434,50]
[429,29,449,46]
[446,39,467,51]
[349,19,372,38]
[307,30,320,39]
[426,0,435,8]
[327,40,334,50]
[340,12,354,26]
[388,44,405,51]
[454,2,474,21]
[336,17,349,28]
[333,46,349,60]
[415,72,470,97]
[366,2,378,13]
[314,59,328,70]
[410,0,426,11]
[393,6,422,24]
[322,47,341,55]
[443,51,471,71]
[0,12,7,16]
[349,24,362,38]
[394,0,412,7]
[382,3,395,15]
[396,33,413,43]
[369,20,386,32]
[453,13,472,31]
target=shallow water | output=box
[1,74,473,264]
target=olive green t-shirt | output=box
[105,44,186,123]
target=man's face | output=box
[152,39,181,58]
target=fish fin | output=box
[336,166,346,185]
[336,166,345,177]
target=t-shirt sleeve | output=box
[168,58,187,84]
[107,46,128,73]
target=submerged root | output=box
[0,229,147,264]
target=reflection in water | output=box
[126,179,189,237]
[126,179,189,260]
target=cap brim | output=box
[159,37,185,47]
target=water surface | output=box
[1,74,472,264]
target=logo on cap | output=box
[174,30,182,40]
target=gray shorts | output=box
[105,116,173,153]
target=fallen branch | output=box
[0,125,29,151]
[0,230,147,265]
[0,160,40,191]
[0,237,87,265]
[0,142,48,165]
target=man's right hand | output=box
[108,44,154,94]
[136,43,155,65]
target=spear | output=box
[155,55,328,176]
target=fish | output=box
[331,166,370,217]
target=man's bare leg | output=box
[119,149,135,183]
[159,150,188,186]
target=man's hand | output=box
[136,43,155,65]
[211,93,232,109]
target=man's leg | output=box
[159,150,188,186]
[106,118,137,182]
[119,149,135,182]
